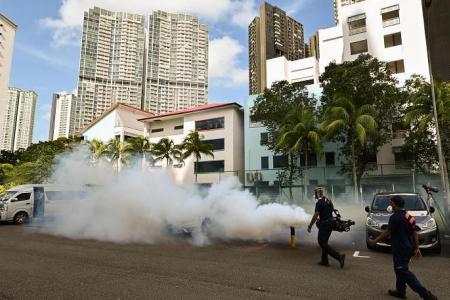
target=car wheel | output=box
[13,212,28,225]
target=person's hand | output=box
[368,239,377,247]
[413,247,422,259]
[307,225,312,233]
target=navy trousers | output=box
[317,223,340,263]
[393,256,427,297]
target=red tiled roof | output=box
[79,102,154,134]
[139,102,242,121]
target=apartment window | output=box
[151,128,164,133]
[174,125,184,130]
[249,114,262,128]
[350,40,368,55]
[195,117,224,131]
[325,152,336,166]
[382,5,400,27]
[384,32,402,48]
[203,139,224,151]
[260,132,269,145]
[261,156,269,170]
[195,160,225,173]
[273,155,288,169]
[387,60,405,74]
[300,153,317,167]
[347,14,366,35]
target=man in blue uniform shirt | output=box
[307,187,345,268]
[369,195,437,299]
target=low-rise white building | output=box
[80,103,154,142]
[141,103,244,185]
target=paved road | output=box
[0,224,448,300]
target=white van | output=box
[0,184,85,224]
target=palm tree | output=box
[150,138,182,167]
[88,139,108,163]
[180,131,214,184]
[277,107,322,202]
[129,136,151,170]
[321,94,377,203]
[106,139,133,172]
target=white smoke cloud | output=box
[209,36,248,86]
[41,0,257,47]
[42,147,310,245]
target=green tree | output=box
[180,131,214,184]
[277,107,322,202]
[106,139,133,172]
[151,138,182,167]
[321,94,377,202]
[129,136,151,169]
[88,139,109,163]
[320,54,402,201]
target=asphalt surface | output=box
[0,223,449,300]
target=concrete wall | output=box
[82,111,117,142]
[266,56,319,89]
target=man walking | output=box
[369,195,437,299]
[307,187,345,268]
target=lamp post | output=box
[424,0,449,217]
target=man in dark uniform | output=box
[307,187,345,268]
[369,195,437,299]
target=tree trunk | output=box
[142,152,146,171]
[288,154,294,204]
[351,141,359,203]
[304,147,309,202]
[195,158,198,184]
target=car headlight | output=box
[421,218,437,229]
[366,217,379,228]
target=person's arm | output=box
[307,212,319,233]
[412,227,422,258]
[368,229,390,247]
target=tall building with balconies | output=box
[0,87,37,151]
[49,93,77,141]
[144,11,208,115]
[248,2,305,95]
[0,13,17,149]
[75,7,146,132]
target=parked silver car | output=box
[365,192,441,253]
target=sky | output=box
[0,0,335,143]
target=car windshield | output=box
[0,191,16,202]
[372,195,427,211]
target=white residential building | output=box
[142,103,244,185]
[80,103,154,143]
[144,11,208,115]
[75,7,146,132]
[0,88,37,151]
[49,93,77,141]
[0,13,17,148]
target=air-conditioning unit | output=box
[246,172,255,183]
[254,172,262,181]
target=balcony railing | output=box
[349,26,366,35]
[382,18,400,28]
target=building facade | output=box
[144,11,208,115]
[49,93,77,141]
[248,2,305,95]
[0,88,37,151]
[141,103,244,185]
[75,7,146,132]
[0,14,17,148]
[80,103,154,143]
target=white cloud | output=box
[15,43,74,68]
[209,36,248,86]
[41,0,255,47]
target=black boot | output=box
[388,290,406,299]
[339,254,345,269]
[317,261,329,267]
[422,290,438,300]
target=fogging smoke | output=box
[43,147,311,245]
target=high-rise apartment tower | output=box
[248,2,305,95]
[0,88,37,151]
[49,93,77,141]
[0,14,17,148]
[75,7,146,131]
[144,11,208,115]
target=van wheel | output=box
[13,212,28,225]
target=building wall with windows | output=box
[144,11,208,115]
[49,93,77,140]
[142,103,244,185]
[0,88,37,151]
[0,14,17,148]
[266,56,320,88]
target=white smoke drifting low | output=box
[43,148,310,245]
